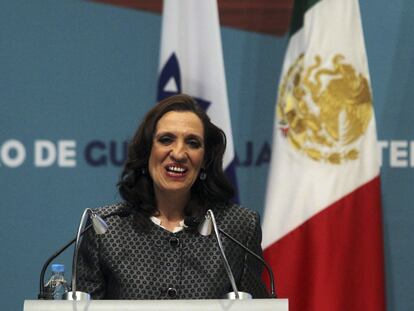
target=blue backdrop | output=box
[0,1,412,310]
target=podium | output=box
[24,299,288,311]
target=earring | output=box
[141,167,147,175]
[199,170,207,181]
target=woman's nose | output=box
[170,142,187,162]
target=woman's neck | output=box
[154,189,189,231]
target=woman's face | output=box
[149,111,205,198]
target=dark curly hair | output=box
[118,94,234,229]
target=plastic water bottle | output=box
[44,264,70,300]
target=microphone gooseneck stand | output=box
[192,209,277,299]
[37,208,130,300]
[66,208,102,300]
[37,223,93,299]
[218,228,277,298]
[206,210,243,299]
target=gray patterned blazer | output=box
[76,202,268,299]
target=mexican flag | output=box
[262,0,386,310]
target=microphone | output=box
[66,208,108,300]
[38,207,131,300]
[196,210,251,299]
[187,210,276,298]
[218,229,277,298]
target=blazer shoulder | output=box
[92,202,129,217]
[221,204,260,223]
[217,204,260,239]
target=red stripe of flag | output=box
[264,176,385,311]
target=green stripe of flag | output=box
[289,0,321,37]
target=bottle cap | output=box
[51,263,65,273]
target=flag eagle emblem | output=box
[277,53,373,164]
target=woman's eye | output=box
[187,139,202,149]
[158,136,173,145]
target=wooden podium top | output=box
[24,299,288,311]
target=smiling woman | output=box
[118,94,235,228]
[149,111,205,230]
[76,94,269,299]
